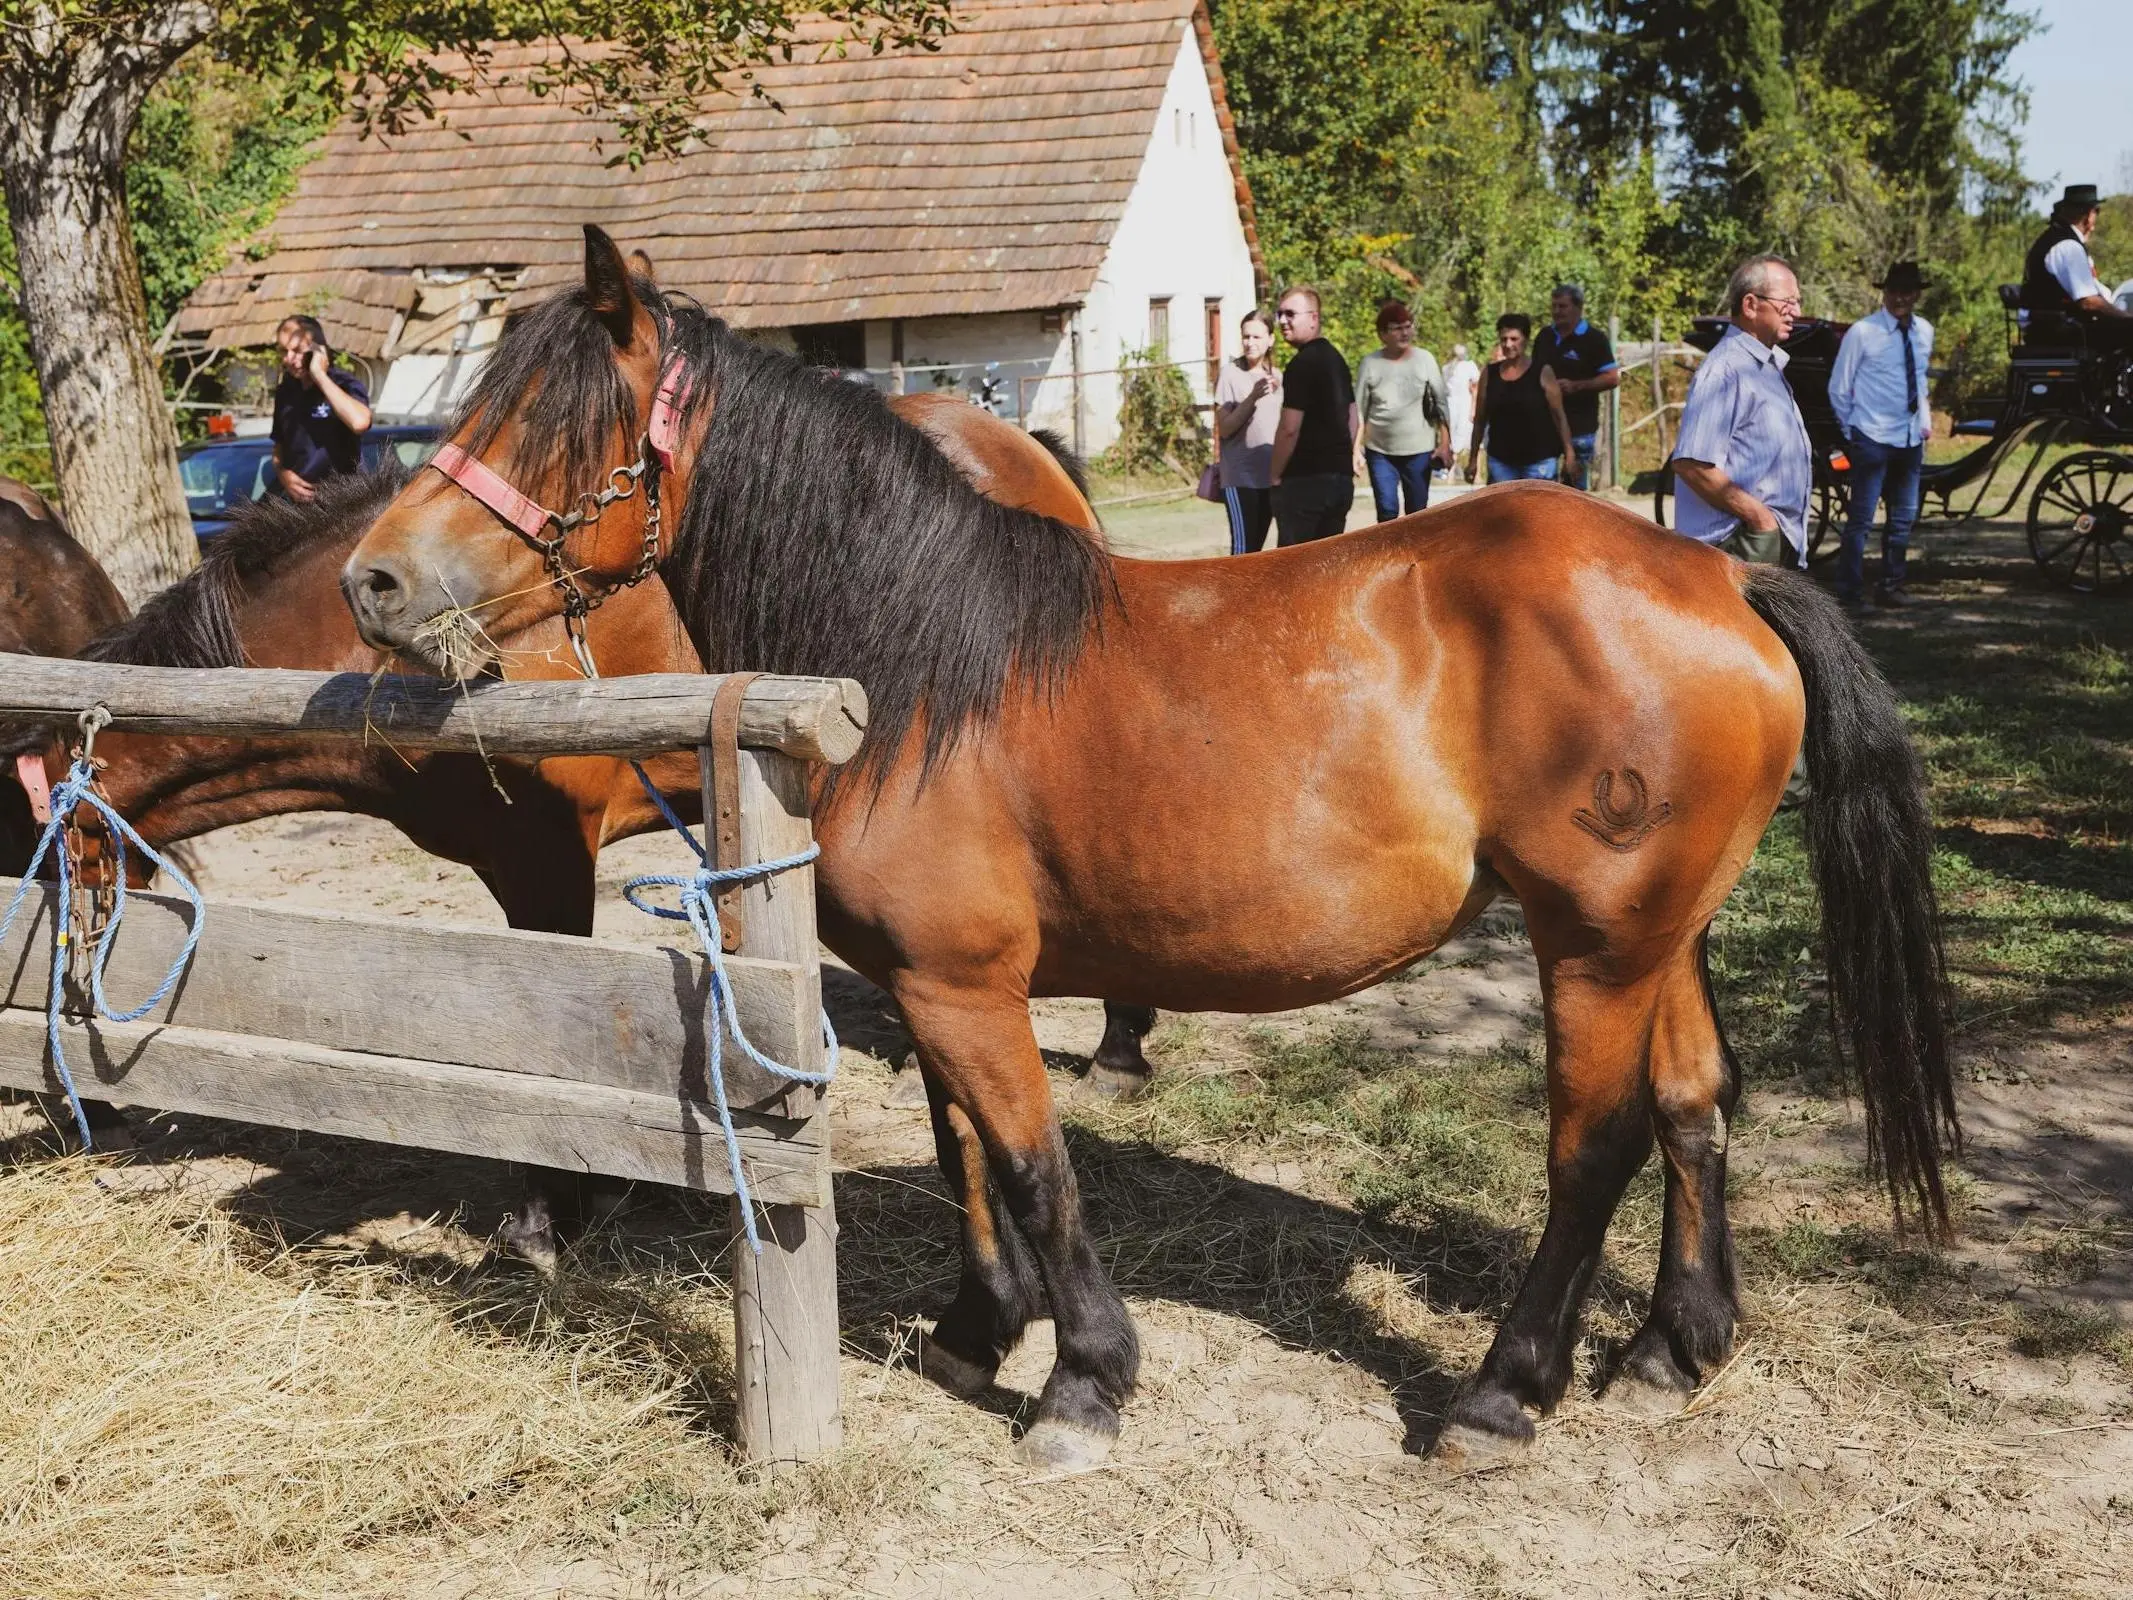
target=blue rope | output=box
[624,761,836,1253]
[0,754,206,1148]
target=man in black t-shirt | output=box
[1268,286,1356,545]
[1532,284,1619,490]
[270,314,373,503]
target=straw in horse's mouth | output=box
[408,573,506,682]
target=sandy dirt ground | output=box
[11,485,2132,1598]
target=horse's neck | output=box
[93,540,406,843]
[570,576,705,677]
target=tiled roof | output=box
[175,0,1262,350]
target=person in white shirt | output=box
[2020,183,2133,349]
[1829,261,1933,611]
[1444,343,1481,478]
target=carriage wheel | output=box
[1809,478,1847,563]
[2026,450,2133,593]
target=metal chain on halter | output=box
[540,445,666,641]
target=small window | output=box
[1204,298,1223,391]
[1148,297,1171,357]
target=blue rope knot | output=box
[624,762,837,1254]
[0,753,206,1148]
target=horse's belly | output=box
[1029,833,1490,1012]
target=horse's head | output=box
[343,226,683,676]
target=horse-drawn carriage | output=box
[1658,292,2133,591]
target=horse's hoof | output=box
[913,1331,995,1399]
[1077,1063,1152,1102]
[499,1217,560,1277]
[1016,1419,1114,1475]
[1429,1421,1532,1470]
[1602,1369,1695,1419]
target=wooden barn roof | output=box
[175,0,1263,353]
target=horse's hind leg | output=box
[913,1070,1048,1396]
[1438,947,1660,1458]
[1085,1002,1157,1098]
[898,979,1139,1469]
[1607,931,1741,1412]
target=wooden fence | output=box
[0,657,866,1469]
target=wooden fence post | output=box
[1608,311,1623,491]
[718,744,842,1469]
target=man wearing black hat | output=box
[2021,183,2132,347]
[1829,261,1933,610]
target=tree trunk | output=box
[1,5,214,606]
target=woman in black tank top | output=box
[1466,313,1575,483]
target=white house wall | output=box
[1030,24,1260,455]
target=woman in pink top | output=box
[1213,309,1282,553]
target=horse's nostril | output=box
[362,565,401,597]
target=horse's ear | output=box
[628,249,657,286]
[583,224,638,348]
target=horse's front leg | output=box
[898,974,1140,1470]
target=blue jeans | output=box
[1364,448,1434,522]
[1567,432,1598,490]
[1487,455,1560,484]
[1839,432,1922,599]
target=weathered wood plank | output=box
[0,1009,829,1204]
[0,878,810,1113]
[727,748,842,1466]
[0,657,868,764]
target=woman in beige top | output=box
[1352,300,1452,522]
[1213,309,1282,553]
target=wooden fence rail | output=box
[0,656,868,765]
[0,657,862,1469]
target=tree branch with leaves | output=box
[0,0,949,599]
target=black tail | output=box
[1028,428,1101,529]
[1741,566,1959,1234]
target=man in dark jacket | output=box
[271,314,373,503]
[2020,183,2133,349]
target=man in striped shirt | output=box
[1669,255,1812,567]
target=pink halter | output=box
[421,353,692,621]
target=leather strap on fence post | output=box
[704,671,762,952]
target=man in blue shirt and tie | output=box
[1829,261,1932,612]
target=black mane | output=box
[82,464,409,669]
[472,282,1117,786]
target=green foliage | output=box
[204,0,952,166]
[126,58,335,332]
[0,56,333,483]
[1097,345,1208,478]
[1214,0,2042,410]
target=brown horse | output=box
[2,477,130,870]
[342,230,1956,1470]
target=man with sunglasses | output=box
[1267,286,1356,545]
[1668,255,1812,568]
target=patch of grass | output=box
[1089,1023,1553,1233]
[2012,1301,2131,1364]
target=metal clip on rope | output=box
[622,773,836,1254]
[0,706,207,1147]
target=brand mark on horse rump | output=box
[1572,768,1674,851]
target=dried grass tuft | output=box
[0,1157,771,1597]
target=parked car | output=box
[178,423,440,543]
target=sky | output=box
[2006,0,2130,197]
